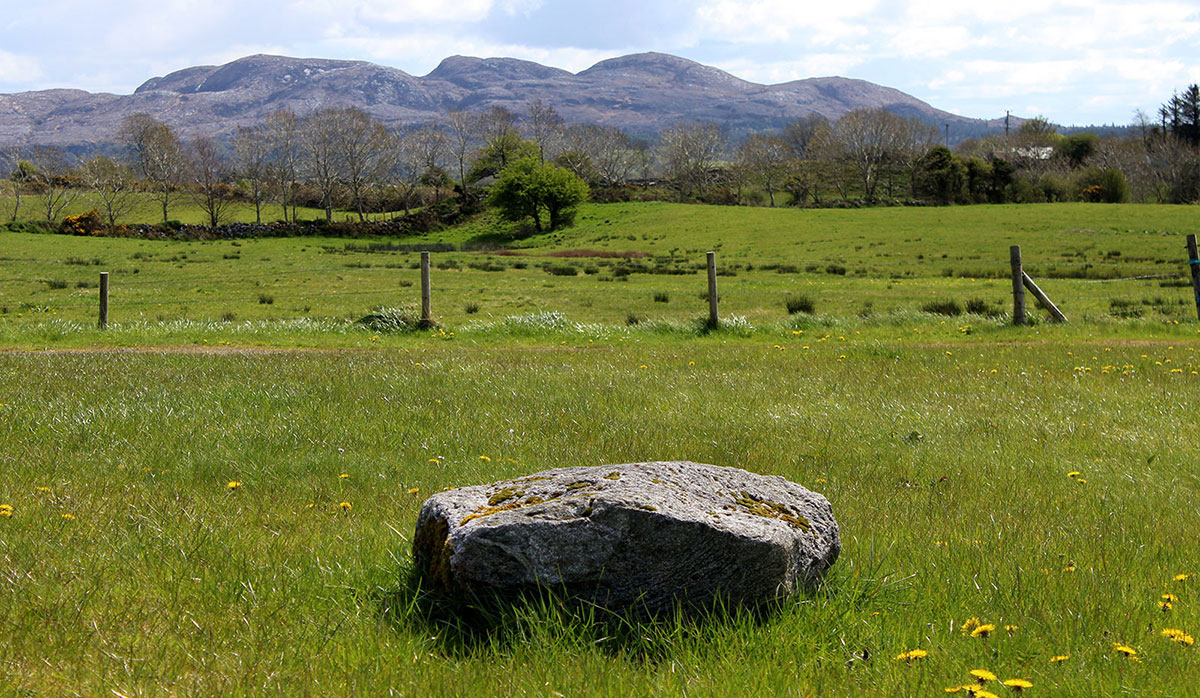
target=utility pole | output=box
[1005,110,1011,137]
[944,123,949,147]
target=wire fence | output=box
[3,242,1200,324]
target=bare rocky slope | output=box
[0,52,1005,148]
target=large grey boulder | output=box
[412,461,839,613]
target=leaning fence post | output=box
[1187,234,1200,321]
[706,251,718,328]
[420,251,432,326]
[1022,272,1067,323]
[1010,245,1026,326]
[98,272,109,329]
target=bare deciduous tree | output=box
[80,156,138,231]
[830,109,894,200]
[737,134,789,206]
[117,113,184,224]
[565,124,639,187]
[527,99,564,164]
[266,109,302,223]
[232,124,271,224]
[782,114,829,159]
[658,121,726,198]
[332,107,391,221]
[301,108,346,222]
[392,125,447,214]
[29,146,77,224]
[0,144,27,223]
[189,136,234,227]
[446,110,482,192]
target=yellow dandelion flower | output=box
[969,669,997,682]
[975,691,999,698]
[427,458,440,463]
[1114,643,1137,658]
[1049,654,1070,663]
[61,513,75,520]
[479,455,491,462]
[1063,564,1077,572]
[1005,624,1018,632]
[36,486,51,492]
[894,649,928,661]
[971,624,995,638]
[961,617,980,634]
[1163,593,1178,603]
[1174,573,1191,582]
[407,487,420,495]
[0,504,13,518]
[946,686,980,694]
[339,473,349,479]
[688,361,695,366]
[1002,679,1033,690]
[1160,600,1173,612]
[227,481,242,490]
[339,501,352,511]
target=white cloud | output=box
[353,0,496,23]
[695,0,879,44]
[0,51,42,85]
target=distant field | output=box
[0,191,335,227]
[3,201,1200,696]
[2,202,1199,343]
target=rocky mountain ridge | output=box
[0,52,1008,148]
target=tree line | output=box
[1,85,1198,233]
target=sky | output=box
[1,0,1198,125]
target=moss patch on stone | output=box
[487,487,524,506]
[734,491,811,530]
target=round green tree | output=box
[487,158,589,232]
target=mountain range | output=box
[0,52,1012,149]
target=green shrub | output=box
[921,299,963,316]
[965,298,1002,317]
[784,294,815,315]
[359,306,425,332]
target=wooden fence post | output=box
[1022,272,1068,323]
[98,272,109,329]
[707,251,718,328]
[1187,234,1200,321]
[420,251,432,326]
[1010,245,1026,326]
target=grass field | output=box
[2,201,1200,696]
[2,201,1200,343]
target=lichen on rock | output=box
[411,461,840,613]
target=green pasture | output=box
[2,202,1200,345]
[1,340,1198,695]
[3,200,1200,695]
